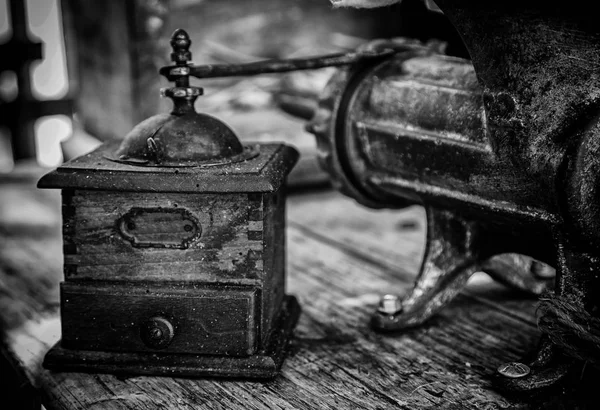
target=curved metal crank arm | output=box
[160,29,441,82]
[160,48,402,81]
[372,207,483,331]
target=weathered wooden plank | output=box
[7,220,538,409]
[284,227,535,408]
[288,190,426,276]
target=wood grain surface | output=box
[61,191,263,282]
[2,180,565,409]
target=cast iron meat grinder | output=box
[308,0,600,392]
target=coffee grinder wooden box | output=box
[38,30,300,378]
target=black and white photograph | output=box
[1,0,599,408]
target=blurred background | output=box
[0,0,466,178]
[1,0,71,171]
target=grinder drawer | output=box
[60,282,259,356]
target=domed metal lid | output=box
[106,29,258,167]
[110,109,258,167]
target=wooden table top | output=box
[1,173,578,409]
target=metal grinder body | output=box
[310,0,600,391]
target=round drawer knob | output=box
[140,316,175,349]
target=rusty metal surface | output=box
[107,112,260,167]
[307,1,600,392]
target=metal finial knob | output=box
[163,28,201,114]
[170,28,191,65]
[108,27,256,168]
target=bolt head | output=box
[497,362,530,379]
[140,316,174,349]
[377,294,402,315]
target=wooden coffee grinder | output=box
[38,29,301,378]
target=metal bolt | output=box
[377,294,403,315]
[497,362,530,378]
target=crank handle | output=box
[159,29,415,82]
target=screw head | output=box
[497,362,530,379]
[140,316,175,349]
[377,294,403,315]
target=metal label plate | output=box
[117,207,201,249]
